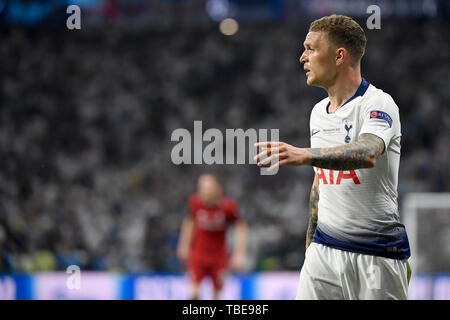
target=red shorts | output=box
[188,258,227,290]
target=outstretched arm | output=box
[254,133,385,171]
[306,173,319,249]
[308,133,385,170]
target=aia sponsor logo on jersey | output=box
[314,167,361,185]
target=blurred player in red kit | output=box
[177,174,248,300]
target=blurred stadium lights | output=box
[0,0,447,26]
[206,0,230,21]
[0,0,60,25]
[68,0,103,8]
[220,0,443,19]
[219,17,239,35]
[302,0,439,18]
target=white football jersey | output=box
[309,78,410,259]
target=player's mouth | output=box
[304,67,311,76]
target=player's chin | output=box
[306,76,321,87]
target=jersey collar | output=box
[326,78,370,113]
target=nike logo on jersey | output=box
[311,129,321,137]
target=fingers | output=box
[254,142,283,161]
[267,159,288,172]
[254,147,280,162]
[254,141,280,149]
[257,154,278,166]
[257,157,288,172]
[254,141,288,172]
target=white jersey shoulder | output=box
[310,84,401,150]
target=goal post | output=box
[402,192,450,277]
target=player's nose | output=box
[299,51,307,64]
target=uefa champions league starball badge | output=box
[344,120,353,143]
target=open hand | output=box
[254,141,312,172]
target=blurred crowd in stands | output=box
[0,17,449,273]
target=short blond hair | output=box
[310,14,367,64]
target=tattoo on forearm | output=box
[308,133,385,170]
[306,183,319,246]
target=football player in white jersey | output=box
[254,14,410,299]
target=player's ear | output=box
[335,47,346,66]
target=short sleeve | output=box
[359,94,400,151]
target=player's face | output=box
[299,31,337,88]
[198,175,222,205]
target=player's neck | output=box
[326,68,362,113]
[201,196,221,207]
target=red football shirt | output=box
[188,194,240,266]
